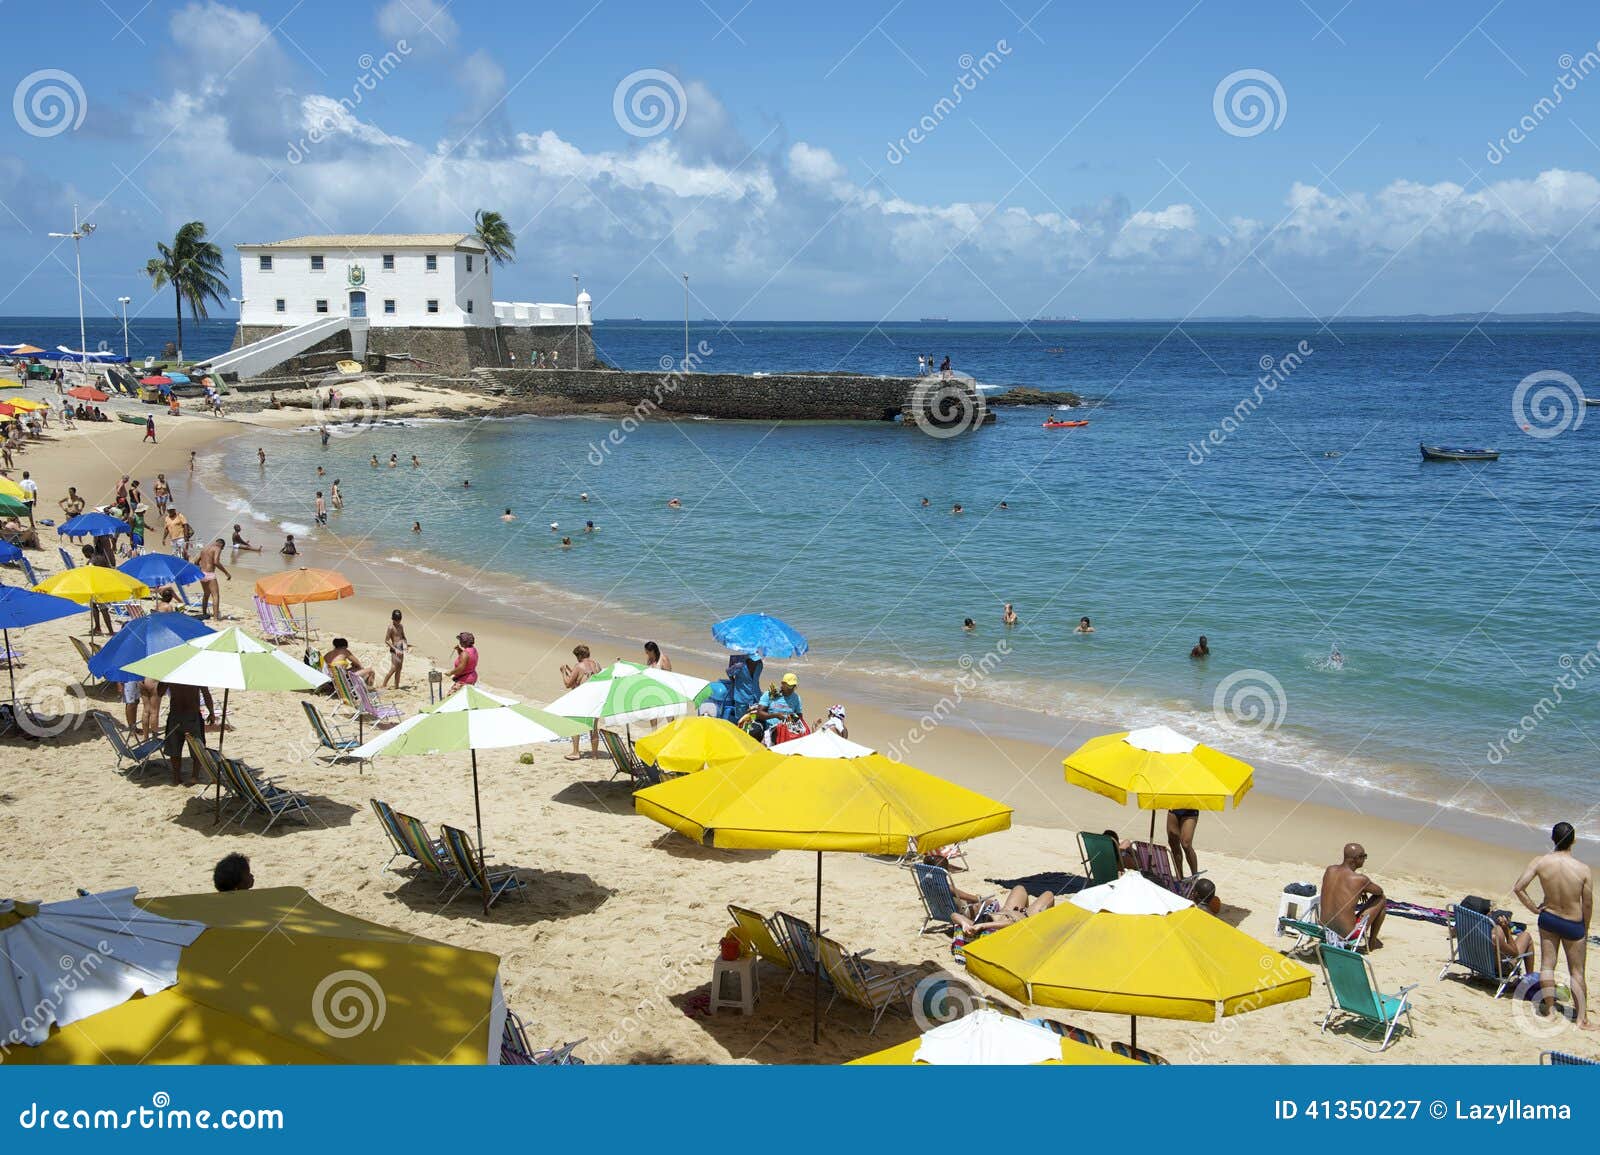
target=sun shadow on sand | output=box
[385,867,614,925]
[550,780,640,816]
[665,957,944,1064]
[169,793,360,834]
[648,832,776,863]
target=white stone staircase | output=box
[205,315,350,380]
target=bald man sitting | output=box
[1320,843,1387,950]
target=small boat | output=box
[336,359,363,375]
[1584,397,1600,406]
[1042,420,1089,429]
[117,412,148,426]
[1420,441,1498,462]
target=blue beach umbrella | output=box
[119,553,203,588]
[0,585,83,710]
[88,613,216,683]
[711,612,810,659]
[0,540,21,564]
[58,512,129,539]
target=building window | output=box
[258,255,272,271]
[383,299,396,315]
[382,253,394,271]
[274,299,286,313]
[466,255,474,273]
[466,299,474,314]
[425,254,437,272]
[310,254,324,271]
[426,299,438,314]
[315,299,328,314]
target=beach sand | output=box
[3,395,1597,1065]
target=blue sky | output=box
[5,0,1600,320]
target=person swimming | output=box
[963,618,975,632]
[1075,616,1094,634]
[502,509,516,521]
[1190,634,1209,659]
[1001,602,1018,626]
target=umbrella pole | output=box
[472,749,488,918]
[1130,1015,1137,1050]
[1149,809,1156,841]
[4,628,14,711]
[214,688,229,823]
[813,850,822,1045]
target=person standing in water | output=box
[1514,821,1595,1029]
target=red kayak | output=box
[1041,419,1089,428]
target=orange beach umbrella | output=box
[253,567,354,650]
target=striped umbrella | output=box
[351,687,586,913]
[544,661,711,728]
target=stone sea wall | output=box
[229,324,596,377]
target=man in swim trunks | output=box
[196,538,231,622]
[1320,842,1387,949]
[1513,821,1594,1028]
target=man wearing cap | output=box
[754,672,803,744]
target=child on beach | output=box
[281,534,298,556]
[381,610,407,690]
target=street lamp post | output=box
[116,296,131,360]
[571,274,580,371]
[48,204,95,383]
[682,273,689,369]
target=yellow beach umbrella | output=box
[1064,723,1252,838]
[633,715,764,773]
[6,887,507,1064]
[961,879,1313,1048]
[847,1009,1138,1065]
[636,750,1012,1041]
[0,378,22,389]
[34,565,150,604]
[6,397,47,410]
[0,477,25,501]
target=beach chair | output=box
[1438,903,1531,999]
[771,911,827,991]
[89,709,165,775]
[0,640,20,668]
[1318,943,1417,1053]
[57,547,76,570]
[501,1012,586,1065]
[390,811,460,893]
[252,596,298,644]
[438,824,525,910]
[910,862,962,935]
[1130,840,1200,898]
[600,728,661,785]
[1279,896,1373,956]
[815,934,917,1034]
[188,734,310,833]
[369,797,439,875]
[1030,1018,1104,1048]
[302,700,368,768]
[1077,830,1122,888]
[68,635,101,686]
[727,904,795,986]
[344,668,402,729]
[1542,1051,1600,1065]
[1111,1041,1171,1065]
[17,556,39,586]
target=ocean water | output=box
[185,317,1600,836]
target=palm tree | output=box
[144,221,228,360]
[473,209,516,265]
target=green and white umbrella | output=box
[124,627,330,818]
[351,686,586,913]
[545,661,712,727]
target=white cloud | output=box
[375,0,457,52]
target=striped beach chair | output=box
[438,824,525,911]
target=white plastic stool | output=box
[709,955,758,1015]
[1277,887,1317,933]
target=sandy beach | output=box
[4,391,1597,1065]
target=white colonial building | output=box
[221,232,593,379]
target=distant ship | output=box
[1032,315,1080,323]
[918,316,949,322]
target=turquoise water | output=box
[208,320,1600,834]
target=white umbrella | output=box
[912,1008,1066,1065]
[1069,872,1193,916]
[0,888,204,1046]
[545,661,710,727]
[771,728,875,758]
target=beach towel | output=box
[985,871,1088,895]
